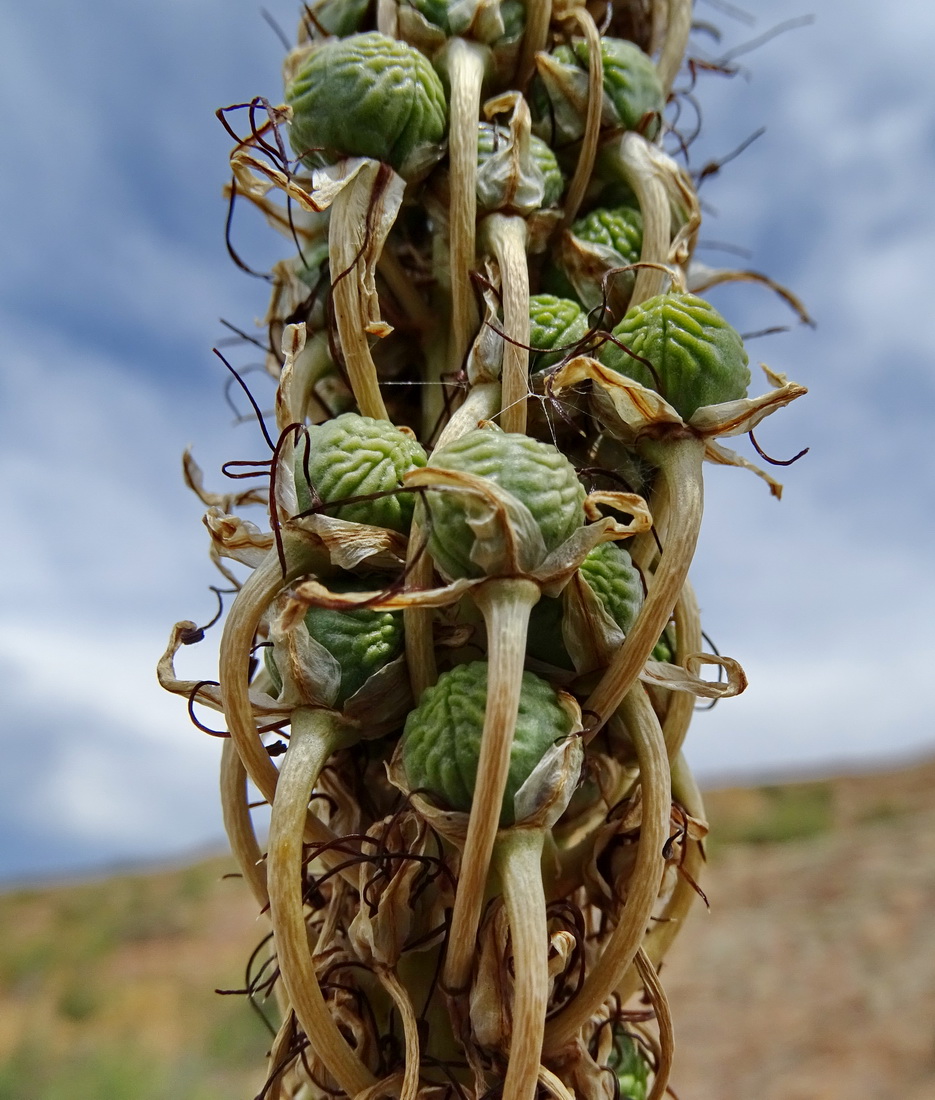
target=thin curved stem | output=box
[446,39,487,373]
[443,577,541,993]
[617,751,706,1002]
[328,173,390,420]
[611,133,672,304]
[267,706,375,1096]
[517,0,553,90]
[218,545,321,806]
[661,579,702,759]
[220,738,268,909]
[544,689,669,1052]
[482,213,530,434]
[656,0,692,98]
[561,7,603,227]
[582,435,705,739]
[495,827,549,1100]
[634,947,674,1100]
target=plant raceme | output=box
[158,4,809,1098]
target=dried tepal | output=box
[159,3,810,1097]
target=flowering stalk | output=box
[161,4,809,1096]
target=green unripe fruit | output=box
[571,205,643,265]
[527,541,643,669]
[295,412,427,532]
[401,662,573,825]
[475,123,564,211]
[528,294,589,371]
[578,540,643,629]
[600,291,751,419]
[305,580,404,704]
[286,32,448,177]
[534,37,664,145]
[568,37,664,138]
[423,428,586,579]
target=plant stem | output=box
[443,577,541,993]
[446,39,487,373]
[543,688,669,1052]
[634,947,674,1100]
[267,706,375,1096]
[617,751,706,1002]
[581,434,705,739]
[495,826,549,1100]
[220,738,268,909]
[481,213,530,434]
[328,172,391,420]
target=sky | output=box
[1,0,932,882]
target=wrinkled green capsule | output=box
[600,291,750,419]
[295,412,427,532]
[475,122,564,212]
[527,541,643,669]
[534,37,664,144]
[304,580,404,704]
[286,32,448,177]
[265,578,404,706]
[423,428,586,579]
[571,37,664,137]
[401,661,573,825]
[556,204,644,311]
[528,294,590,371]
[572,205,643,264]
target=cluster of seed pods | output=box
[159,3,807,1098]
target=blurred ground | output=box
[1,758,932,1099]
[666,758,935,1100]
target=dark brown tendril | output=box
[695,126,766,184]
[214,348,277,451]
[186,681,229,737]
[748,428,809,466]
[183,586,237,642]
[219,316,275,355]
[268,422,308,576]
[224,176,274,281]
[741,325,790,341]
[261,8,291,51]
[221,458,274,480]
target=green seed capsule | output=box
[527,540,643,669]
[423,428,586,579]
[587,37,666,137]
[286,32,448,177]
[295,412,427,532]
[304,580,404,705]
[528,294,590,371]
[571,205,643,264]
[475,123,564,212]
[600,291,751,419]
[401,661,573,825]
[534,37,665,144]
